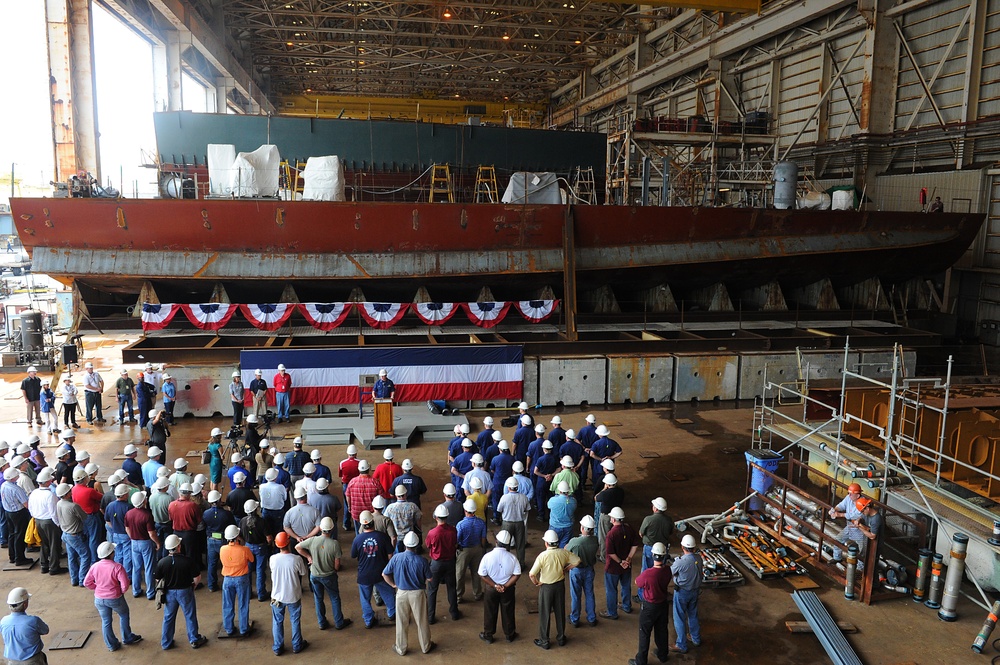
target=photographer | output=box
[244,416,264,485]
[147,410,169,464]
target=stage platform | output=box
[299,406,469,450]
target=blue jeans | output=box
[0,507,8,545]
[118,394,134,422]
[63,532,91,585]
[271,599,303,653]
[310,574,345,629]
[551,525,572,549]
[248,543,270,599]
[222,573,251,635]
[110,532,132,580]
[673,587,701,650]
[276,392,290,420]
[84,512,103,565]
[359,581,396,627]
[130,539,155,598]
[569,566,596,624]
[161,588,200,649]
[206,538,223,591]
[605,570,632,616]
[638,544,654,601]
[95,595,136,651]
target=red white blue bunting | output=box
[180,303,239,330]
[515,299,559,323]
[239,303,296,331]
[140,303,180,331]
[412,302,459,325]
[359,302,410,329]
[298,303,354,331]
[462,301,511,328]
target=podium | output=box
[374,399,394,437]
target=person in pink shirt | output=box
[84,541,143,652]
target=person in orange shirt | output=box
[220,524,255,637]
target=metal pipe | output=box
[844,543,858,600]
[791,590,863,665]
[925,553,945,610]
[938,532,969,621]
[867,477,906,489]
[912,548,933,602]
[972,600,1000,653]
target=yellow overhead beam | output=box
[601,0,760,12]
[278,94,547,127]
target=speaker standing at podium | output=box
[373,369,395,401]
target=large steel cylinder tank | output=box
[773,161,799,210]
[20,311,44,352]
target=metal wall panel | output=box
[873,169,986,214]
[538,357,607,407]
[523,356,540,408]
[606,355,675,404]
[977,0,1000,117]
[777,46,822,147]
[672,353,739,401]
[824,32,866,141]
[800,351,859,380]
[738,352,801,400]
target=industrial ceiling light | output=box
[443,8,452,18]
[502,34,510,40]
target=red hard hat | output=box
[274,532,290,548]
[855,497,872,512]
[847,483,862,494]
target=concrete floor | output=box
[0,339,988,664]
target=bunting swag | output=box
[359,302,409,329]
[181,303,239,330]
[515,299,559,323]
[140,303,180,331]
[239,303,296,331]
[412,302,458,325]
[462,301,511,328]
[299,302,354,331]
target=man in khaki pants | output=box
[382,531,435,656]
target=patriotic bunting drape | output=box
[142,299,559,332]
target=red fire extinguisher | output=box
[920,187,928,206]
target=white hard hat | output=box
[76,450,90,461]
[292,436,303,446]
[520,415,531,426]
[453,425,462,435]
[518,401,529,410]
[379,369,387,377]
[191,482,203,494]
[652,497,668,511]
[148,409,159,418]
[265,468,278,482]
[492,431,503,442]
[681,535,697,550]
[56,483,72,497]
[247,414,259,424]
[114,484,129,497]
[254,369,262,375]
[534,424,545,434]
[550,416,561,425]
[609,507,625,520]
[232,371,241,378]
[320,517,336,532]
[461,438,473,448]
[463,499,477,513]
[157,466,172,479]
[225,525,241,541]
[231,452,243,464]
[596,425,610,437]
[194,474,206,486]
[154,478,169,490]
[41,378,49,385]
[259,440,268,448]
[542,529,559,544]
[3,468,19,481]
[401,458,414,471]
[542,440,553,450]
[470,477,483,490]
[303,462,315,475]
[603,473,618,485]
[652,542,668,557]
[506,477,519,490]
[498,440,509,451]
[98,541,116,559]
[277,364,286,371]
[580,515,596,529]
[403,532,419,548]
[358,460,371,472]
[273,453,285,464]
[383,449,394,460]
[9,456,23,468]
[601,459,616,472]
[557,481,570,494]
[483,416,494,427]
[164,534,182,551]
[26,366,37,373]
[144,363,153,370]
[208,490,222,503]
[7,587,30,605]
[84,362,94,369]
[316,478,329,491]
[496,530,514,546]
[359,510,374,525]
[310,449,322,460]
[460,424,470,435]
[346,444,357,455]
[36,468,53,484]
[565,429,576,439]
[233,471,247,484]
[372,495,387,510]
[179,483,193,494]
[443,483,457,496]
[131,491,147,508]
[561,455,574,468]
[433,504,450,519]
[19,440,34,452]
[174,458,187,470]
[124,444,138,455]
[471,453,484,465]
[161,374,172,381]
[512,461,525,473]
[211,428,222,437]
[293,487,307,499]
[71,467,86,482]
[60,430,75,440]
[84,463,98,475]
[244,499,259,513]
[394,484,408,497]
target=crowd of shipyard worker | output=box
[0,394,704,665]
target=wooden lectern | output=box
[374,399,394,437]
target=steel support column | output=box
[216,76,233,114]
[959,0,987,167]
[165,30,186,112]
[562,207,578,342]
[45,0,101,183]
[855,0,897,190]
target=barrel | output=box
[745,449,783,510]
[20,311,44,352]
[773,161,798,210]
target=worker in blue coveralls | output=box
[577,415,599,489]
[373,369,395,400]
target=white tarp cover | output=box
[797,192,832,210]
[831,190,853,210]
[230,144,280,197]
[301,156,346,201]
[501,172,562,204]
[207,144,236,195]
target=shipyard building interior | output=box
[4,0,1000,663]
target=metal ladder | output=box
[572,166,597,204]
[429,164,454,203]
[751,395,773,450]
[474,165,498,203]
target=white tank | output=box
[773,161,798,210]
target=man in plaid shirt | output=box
[345,460,381,534]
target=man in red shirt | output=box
[124,492,160,600]
[631,542,673,665]
[71,466,104,565]
[373,449,403,498]
[273,364,292,423]
[425,505,460,624]
[345,460,381,534]
[338,445,361,532]
[168,483,204,577]
[602,507,641,620]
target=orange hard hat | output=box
[855,497,872,512]
[274,532,290,548]
[847,483,862,494]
